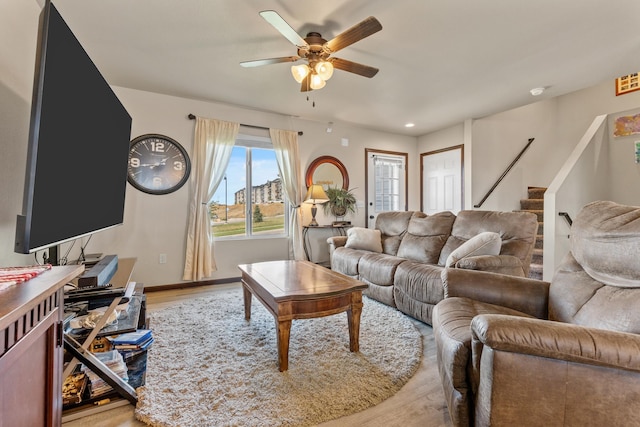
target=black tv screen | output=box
[15,1,132,255]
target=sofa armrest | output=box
[472,314,640,372]
[441,268,550,319]
[454,254,525,277]
[471,314,640,425]
[327,236,348,268]
[327,235,347,249]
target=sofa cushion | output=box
[331,247,368,277]
[344,227,383,253]
[550,252,640,334]
[375,211,414,256]
[445,231,502,267]
[358,253,406,287]
[397,211,456,264]
[438,210,538,274]
[570,200,640,288]
[455,254,526,276]
[394,261,446,306]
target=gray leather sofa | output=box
[433,200,640,426]
[327,209,539,325]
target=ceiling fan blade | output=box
[259,10,309,49]
[324,16,382,53]
[300,74,312,92]
[240,56,300,67]
[330,57,379,78]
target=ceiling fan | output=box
[240,10,382,92]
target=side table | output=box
[302,224,351,266]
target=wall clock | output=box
[127,134,191,195]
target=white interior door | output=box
[421,145,463,215]
[366,150,408,228]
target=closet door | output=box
[421,145,463,215]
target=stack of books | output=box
[111,329,153,353]
[82,350,128,398]
[110,329,153,389]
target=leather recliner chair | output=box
[433,200,640,426]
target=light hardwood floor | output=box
[63,283,452,427]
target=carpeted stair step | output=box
[531,248,543,265]
[535,236,544,249]
[520,198,544,210]
[529,263,543,280]
[517,209,544,222]
[528,186,547,199]
[522,187,547,281]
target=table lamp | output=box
[304,184,329,226]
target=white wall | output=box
[0,0,41,268]
[418,83,640,214]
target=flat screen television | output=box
[14,0,132,260]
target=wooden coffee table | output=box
[237,260,368,371]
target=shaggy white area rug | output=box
[135,288,422,427]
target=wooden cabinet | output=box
[0,265,83,427]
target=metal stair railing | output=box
[474,137,535,208]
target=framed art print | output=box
[613,113,640,137]
[616,73,640,96]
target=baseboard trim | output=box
[144,277,241,293]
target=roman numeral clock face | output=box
[127,134,191,195]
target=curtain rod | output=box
[187,114,303,136]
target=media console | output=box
[0,264,84,427]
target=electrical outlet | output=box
[159,253,167,264]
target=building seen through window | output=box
[210,139,288,238]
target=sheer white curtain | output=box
[183,117,239,280]
[270,128,304,260]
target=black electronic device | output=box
[14,0,132,258]
[77,255,118,288]
[64,287,126,305]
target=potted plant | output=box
[322,187,357,220]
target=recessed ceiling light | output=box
[405,123,415,128]
[530,87,545,96]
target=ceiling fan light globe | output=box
[291,64,310,83]
[315,61,334,80]
[310,74,326,90]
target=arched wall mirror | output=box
[305,156,349,190]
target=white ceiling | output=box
[52,0,640,136]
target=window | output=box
[210,136,288,238]
[374,156,404,211]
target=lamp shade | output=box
[315,61,334,80]
[304,184,329,204]
[309,73,326,90]
[291,64,310,83]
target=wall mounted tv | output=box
[14,0,132,260]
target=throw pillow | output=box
[344,227,383,253]
[445,231,502,267]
